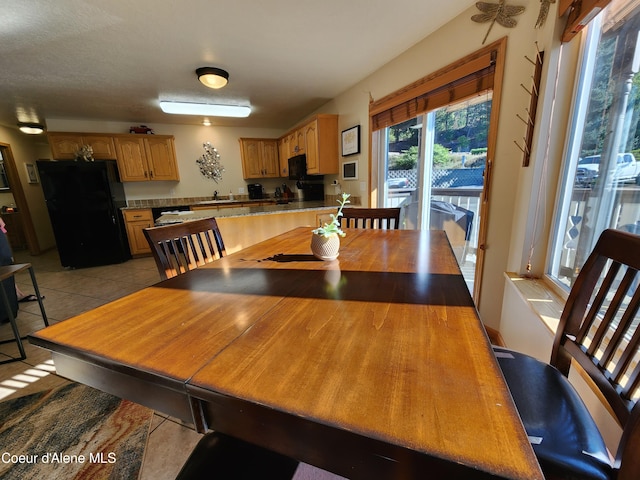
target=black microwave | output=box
[288,154,306,180]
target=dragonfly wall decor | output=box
[471,0,526,44]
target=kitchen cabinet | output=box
[123,209,153,256]
[115,135,179,182]
[239,138,280,179]
[48,132,179,182]
[278,114,338,175]
[278,137,290,177]
[48,133,117,160]
[302,115,338,175]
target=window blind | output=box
[370,50,496,132]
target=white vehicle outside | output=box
[575,153,640,186]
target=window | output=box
[549,0,640,289]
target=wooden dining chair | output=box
[143,217,226,280]
[494,228,640,480]
[339,207,401,229]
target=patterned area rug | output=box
[0,382,153,479]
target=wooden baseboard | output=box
[484,325,505,346]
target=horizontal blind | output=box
[370,51,496,132]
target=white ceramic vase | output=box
[311,233,340,261]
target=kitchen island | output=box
[154,200,337,254]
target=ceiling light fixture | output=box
[17,122,45,134]
[196,67,229,89]
[160,101,251,118]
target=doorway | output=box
[0,143,40,255]
[369,39,505,305]
[378,95,491,294]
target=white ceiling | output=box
[0,0,475,132]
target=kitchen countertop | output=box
[155,200,334,225]
[122,197,277,211]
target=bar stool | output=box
[0,263,48,364]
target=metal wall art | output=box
[535,0,556,28]
[196,142,224,182]
[472,0,526,44]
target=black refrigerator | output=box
[37,160,131,268]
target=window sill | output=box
[504,272,566,334]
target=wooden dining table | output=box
[29,227,543,479]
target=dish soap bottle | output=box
[229,191,234,201]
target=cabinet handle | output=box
[144,171,148,178]
[149,170,154,179]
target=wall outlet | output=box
[360,181,366,192]
[238,187,245,195]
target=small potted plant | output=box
[311,192,350,261]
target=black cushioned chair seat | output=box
[494,346,612,480]
[175,432,299,480]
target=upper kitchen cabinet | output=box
[239,138,280,179]
[278,136,290,177]
[280,114,338,175]
[48,133,117,160]
[48,132,179,182]
[114,135,179,182]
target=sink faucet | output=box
[213,190,218,200]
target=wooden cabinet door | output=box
[261,140,280,177]
[303,120,319,174]
[123,209,153,255]
[82,135,117,160]
[49,134,82,159]
[115,137,148,181]
[240,139,264,178]
[279,137,290,177]
[145,136,179,181]
[294,129,306,155]
[286,131,304,157]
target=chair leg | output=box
[27,266,48,327]
[0,281,26,363]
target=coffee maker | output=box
[247,183,264,199]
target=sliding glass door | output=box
[379,94,491,293]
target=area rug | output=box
[0,382,154,479]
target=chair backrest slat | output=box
[550,229,640,477]
[339,208,401,230]
[144,217,226,280]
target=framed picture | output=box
[341,125,360,156]
[342,160,358,180]
[25,163,38,184]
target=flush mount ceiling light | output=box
[196,67,229,89]
[160,101,251,118]
[17,122,45,134]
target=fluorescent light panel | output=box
[160,101,250,118]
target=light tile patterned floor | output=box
[0,249,201,479]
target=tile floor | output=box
[0,249,201,479]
